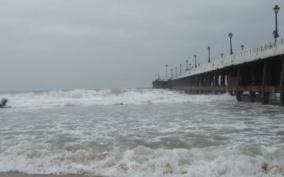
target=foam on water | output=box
[0,145,284,177]
[0,89,283,177]
[0,89,234,110]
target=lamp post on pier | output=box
[165,64,168,80]
[241,45,244,51]
[273,5,280,43]
[175,67,178,78]
[194,55,197,68]
[228,33,233,55]
[170,69,173,79]
[221,53,224,59]
[180,64,182,75]
[208,46,211,63]
[186,60,189,71]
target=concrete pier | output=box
[153,39,284,106]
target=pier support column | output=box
[214,72,219,94]
[280,57,284,106]
[205,74,210,94]
[227,72,234,95]
[221,72,226,84]
[249,65,256,102]
[236,91,243,101]
[200,75,205,94]
[210,74,214,94]
[250,91,256,102]
[221,72,225,91]
[236,68,242,101]
[261,62,269,104]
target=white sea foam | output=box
[0,145,284,177]
[0,89,282,177]
[0,89,234,110]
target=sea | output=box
[0,89,284,177]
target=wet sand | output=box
[0,172,102,177]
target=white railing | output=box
[175,38,284,80]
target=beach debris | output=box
[163,163,173,174]
[261,162,269,173]
[0,98,8,108]
[261,162,284,175]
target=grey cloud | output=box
[0,0,283,91]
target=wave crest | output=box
[0,89,233,110]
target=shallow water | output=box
[0,89,284,177]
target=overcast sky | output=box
[0,0,283,91]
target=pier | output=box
[153,39,284,105]
[153,5,284,106]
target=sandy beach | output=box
[0,172,102,177]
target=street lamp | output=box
[241,45,244,51]
[186,60,189,70]
[273,5,280,43]
[194,54,197,68]
[170,68,173,79]
[228,33,233,55]
[208,46,211,63]
[221,53,224,59]
[165,64,168,80]
[175,67,178,77]
[180,64,182,75]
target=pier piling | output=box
[261,62,270,104]
[280,57,284,105]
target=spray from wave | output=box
[0,89,234,110]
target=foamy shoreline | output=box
[0,172,103,177]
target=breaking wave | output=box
[2,89,280,177]
[0,89,234,110]
[0,145,283,177]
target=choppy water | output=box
[0,89,284,177]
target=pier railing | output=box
[174,38,284,80]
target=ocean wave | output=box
[0,89,234,110]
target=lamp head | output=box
[274,5,280,14]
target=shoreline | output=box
[0,172,103,177]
